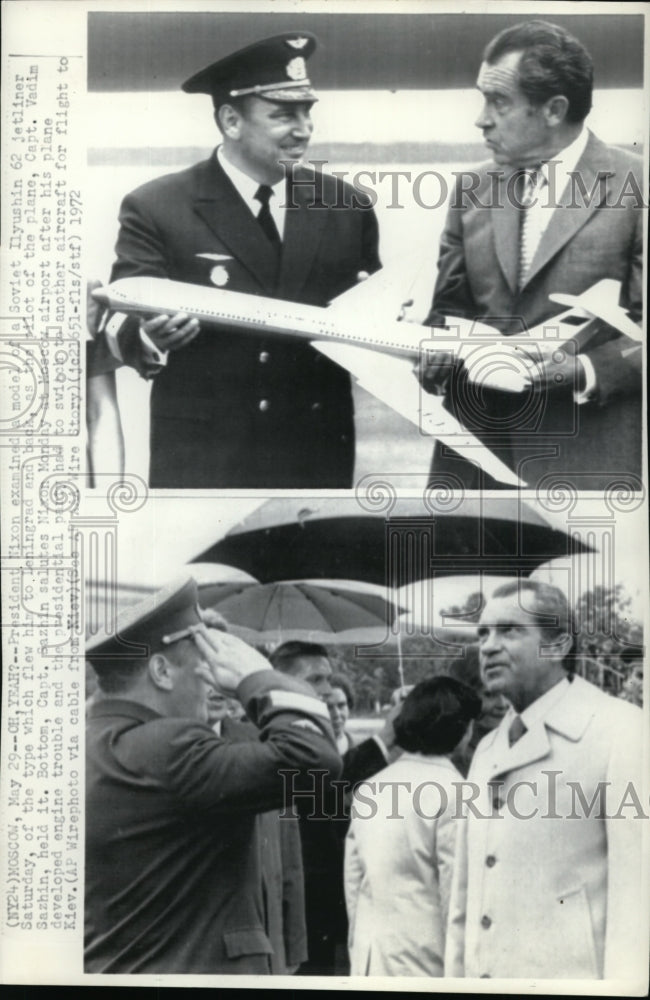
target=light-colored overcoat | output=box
[445,676,645,981]
[345,753,462,976]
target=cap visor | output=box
[261,86,317,102]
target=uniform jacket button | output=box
[258,399,270,412]
[259,351,270,363]
[486,855,497,867]
[481,915,492,929]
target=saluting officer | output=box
[85,577,341,974]
[107,32,380,487]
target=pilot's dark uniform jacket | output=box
[85,672,341,974]
[84,577,342,975]
[109,33,380,488]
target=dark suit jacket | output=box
[296,735,388,973]
[427,132,644,491]
[110,153,380,487]
[220,716,307,972]
[84,671,341,974]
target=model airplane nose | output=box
[91,286,110,305]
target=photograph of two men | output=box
[86,8,645,494]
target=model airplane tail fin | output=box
[548,279,642,343]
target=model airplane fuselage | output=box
[93,274,637,489]
[93,276,497,362]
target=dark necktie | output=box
[254,185,282,254]
[508,714,527,746]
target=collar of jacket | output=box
[88,697,163,723]
[481,674,596,752]
[191,151,329,300]
[490,132,617,295]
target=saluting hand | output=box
[191,625,271,695]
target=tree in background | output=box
[329,584,643,712]
[573,584,643,703]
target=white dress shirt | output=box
[217,145,287,239]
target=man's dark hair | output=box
[89,638,193,695]
[394,676,481,755]
[270,641,329,673]
[484,20,593,124]
[329,672,355,710]
[89,656,148,695]
[213,93,255,129]
[490,579,576,669]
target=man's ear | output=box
[216,103,242,139]
[148,653,174,691]
[543,94,570,127]
[554,631,573,659]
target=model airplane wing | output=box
[327,249,433,324]
[312,341,525,486]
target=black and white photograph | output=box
[85,5,646,493]
[81,493,647,982]
[0,0,648,993]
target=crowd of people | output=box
[85,575,645,980]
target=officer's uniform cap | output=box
[182,32,318,104]
[86,576,202,661]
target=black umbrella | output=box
[194,497,593,588]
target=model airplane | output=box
[93,273,638,488]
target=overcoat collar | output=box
[481,675,596,780]
[192,153,328,298]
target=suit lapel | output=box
[192,154,279,294]
[278,168,329,300]
[491,169,522,295]
[523,133,615,289]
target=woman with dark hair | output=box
[327,673,356,754]
[344,676,480,976]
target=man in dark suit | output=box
[107,32,380,487]
[207,688,308,974]
[85,579,341,974]
[420,20,643,491]
[270,641,399,975]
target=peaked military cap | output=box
[86,576,202,661]
[181,32,318,103]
